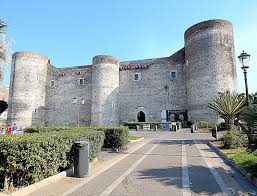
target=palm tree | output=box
[0,19,7,61]
[208,91,246,129]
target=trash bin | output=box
[73,141,89,178]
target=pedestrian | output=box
[12,123,17,134]
[6,125,12,135]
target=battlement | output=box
[93,55,119,65]
[13,51,48,62]
[184,19,232,40]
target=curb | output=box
[128,137,144,143]
[208,142,257,188]
[0,167,73,196]
[1,157,99,196]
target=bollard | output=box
[191,125,194,133]
[136,125,139,131]
[154,125,158,131]
[212,126,217,139]
[73,141,89,178]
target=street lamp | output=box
[238,51,251,106]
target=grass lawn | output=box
[221,147,257,177]
[128,135,143,141]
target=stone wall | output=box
[8,52,48,128]
[91,55,120,125]
[185,19,237,122]
[44,64,93,126]
[119,52,187,123]
[7,19,238,127]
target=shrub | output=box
[23,126,69,133]
[0,129,104,191]
[127,122,172,125]
[222,126,247,149]
[96,126,129,150]
[195,121,217,128]
[239,104,257,132]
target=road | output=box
[65,130,257,196]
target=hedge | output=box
[0,129,104,191]
[96,126,129,150]
[127,122,173,125]
[194,121,218,128]
[24,126,129,150]
[23,126,72,133]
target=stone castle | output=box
[7,19,237,128]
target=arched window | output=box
[137,111,145,122]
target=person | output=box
[12,123,17,134]
[6,125,12,135]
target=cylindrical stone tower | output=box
[185,19,237,122]
[91,55,119,125]
[7,52,48,128]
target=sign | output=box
[143,124,151,130]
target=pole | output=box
[77,104,79,126]
[244,70,249,106]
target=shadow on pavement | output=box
[137,165,243,195]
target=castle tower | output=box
[91,55,120,125]
[7,52,48,128]
[185,19,237,122]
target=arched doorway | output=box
[137,111,145,122]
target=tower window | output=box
[132,73,140,81]
[170,71,177,81]
[50,80,55,87]
[79,78,85,85]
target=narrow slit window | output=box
[170,71,177,81]
[132,73,140,81]
[79,78,85,85]
[50,80,55,87]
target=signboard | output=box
[143,124,151,130]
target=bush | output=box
[222,126,247,149]
[0,129,104,191]
[96,126,129,150]
[23,126,70,133]
[239,104,257,132]
[127,122,172,125]
[195,121,217,128]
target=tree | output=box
[208,91,246,129]
[0,19,7,60]
[239,104,257,132]
[0,100,8,114]
[0,19,7,81]
[239,92,257,104]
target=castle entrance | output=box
[137,111,145,122]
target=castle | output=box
[7,19,237,128]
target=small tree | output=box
[208,91,246,129]
[0,19,7,81]
[239,104,257,133]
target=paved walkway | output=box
[29,129,257,196]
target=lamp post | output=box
[238,51,251,106]
[72,97,85,126]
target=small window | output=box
[170,71,177,81]
[50,80,55,87]
[79,78,85,85]
[132,73,140,81]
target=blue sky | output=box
[1,0,257,93]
